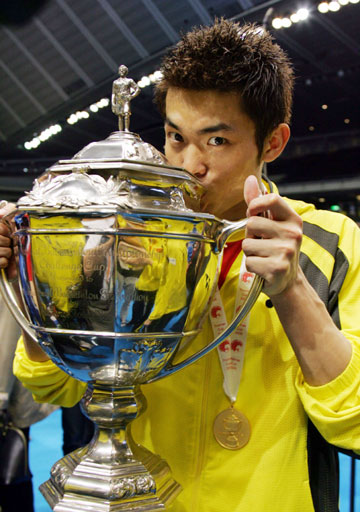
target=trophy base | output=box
[39,386,181,511]
[40,445,181,511]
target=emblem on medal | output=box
[213,408,251,450]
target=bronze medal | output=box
[213,408,251,450]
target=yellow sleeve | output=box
[13,336,87,407]
[296,218,360,451]
[296,339,360,451]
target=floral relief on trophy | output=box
[17,171,133,209]
[51,460,72,487]
[109,475,156,499]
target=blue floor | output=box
[30,409,63,512]
[30,408,360,511]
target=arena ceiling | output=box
[0,0,359,213]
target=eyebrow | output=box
[165,117,234,134]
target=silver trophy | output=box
[0,67,262,511]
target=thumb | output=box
[244,175,261,208]
[0,201,16,220]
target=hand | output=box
[242,175,303,297]
[0,202,17,280]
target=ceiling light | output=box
[39,129,51,142]
[139,76,151,87]
[322,104,328,109]
[297,8,309,19]
[272,17,283,29]
[349,0,359,3]
[290,13,300,22]
[67,114,78,124]
[281,17,292,27]
[50,125,61,135]
[98,98,109,108]
[344,118,350,123]
[328,1,341,10]
[339,0,349,4]
[318,2,329,12]
[309,126,315,131]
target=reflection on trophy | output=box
[0,67,262,511]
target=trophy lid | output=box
[17,65,206,214]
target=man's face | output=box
[164,88,263,220]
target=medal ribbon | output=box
[210,255,255,404]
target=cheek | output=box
[164,144,181,167]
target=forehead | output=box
[164,87,253,131]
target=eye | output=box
[208,136,227,146]
[167,131,184,143]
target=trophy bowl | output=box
[0,67,262,512]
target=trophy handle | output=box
[149,216,263,382]
[0,206,38,343]
[215,218,247,253]
[0,268,38,343]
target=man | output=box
[1,19,360,512]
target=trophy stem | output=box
[40,385,181,511]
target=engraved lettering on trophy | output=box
[83,262,106,274]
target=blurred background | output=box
[0,0,359,222]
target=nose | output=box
[182,144,208,178]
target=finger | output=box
[0,233,12,247]
[245,216,282,239]
[0,258,9,269]
[0,248,12,268]
[2,255,18,280]
[247,193,301,223]
[243,238,282,257]
[0,243,12,256]
[0,222,11,237]
[0,202,16,219]
[244,175,262,209]
[245,216,303,246]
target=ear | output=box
[262,123,290,163]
